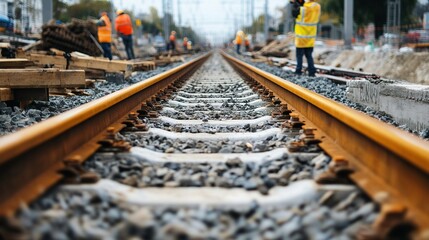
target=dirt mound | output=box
[323,50,429,84]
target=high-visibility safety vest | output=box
[98,15,112,43]
[115,14,133,36]
[294,1,321,48]
[235,35,242,45]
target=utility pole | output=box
[42,0,53,24]
[110,0,116,34]
[387,0,401,34]
[251,0,255,36]
[344,0,353,49]
[241,0,244,29]
[284,3,292,34]
[177,0,182,34]
[248,0,252,33]
[264,0,269,43]
[163,0,170,41]
[386,0,401,47]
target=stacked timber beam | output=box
[0,69,85,88]
[0,59,34,68]
[153,55,186,66]
[250,36,294,62]
[0,68,85,106]
[20,52,155,79]
[0,88,13,101]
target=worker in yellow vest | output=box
[292,0,320,77]
[97,12,112,60]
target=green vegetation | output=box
[53,0,112,22]
[320,0,419,37]
[52,1,200,42]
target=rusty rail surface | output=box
[0,53,211,216]
[222,51,429,230]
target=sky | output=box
[111,0,288,43]
[111,0,429,44]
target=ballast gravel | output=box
[84,152,327,194]
[0,60,189,136]
[0,186,378,240]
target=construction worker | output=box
[187,40,193,52]
[244,37,250,52]
[115,9,135,60]
[168,31,177,53]
[183,37,188,52]
[292,0,320,77]
[97,12,112,60]
[235,30,244,54]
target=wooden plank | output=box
[0,43,11,48]
[0,88,13,101]
[0,59,34,68]
[28,54,133,75]
[0,69,85,88]
[22,40,42,52]
[132,61,156,71]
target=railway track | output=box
[0,51,428,239]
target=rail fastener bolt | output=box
[282,113,305,129]
[149,111,160,118]
[106,127,116,139]
[271,110,281,119]
[359,204,415,240]
[278,104,292,119]
[316,156,353,184]
[135,123,149,131]
[300,127,321,145]
[272,97,282,105]
[287,141,304,152]
[138,103,151,117]
[328,156,354,177]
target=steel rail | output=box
[222,51,429,229]
[0,53,211,216]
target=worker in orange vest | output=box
[168,31,177,53]
[235,30,244,54]
[183,37,188,52]
[115,9,135,60]
[97,12,112,60]
[244,37,250,52]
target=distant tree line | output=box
[53,0,112,22]
[52,1,201,43]
[142,7,201,43]
[320,0,420,37]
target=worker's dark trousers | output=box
[168,40,176,52]
[101,43,112,60]
[236,44,241,54]
[121,35,135,60]
[295,47,316,76]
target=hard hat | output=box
[116,9,124,15]
[101,11,108,16]
[171,31,176,34]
